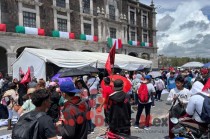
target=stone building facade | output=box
[0,0,158,75]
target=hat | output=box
[27,88,36,95]
[189,81,204,95]
[114,79,123,91]
[60,81,80,94]
[201,69,208,75]
[145,75,151,80]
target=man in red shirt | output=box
[99,77,114,124]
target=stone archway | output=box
[128,52,138,57]
[54,48,71,51]
[141,53,150,60]
[82,50,93,52]
[0,47,7,75]
[16,46,40,58]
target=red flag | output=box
[105,41,116,75]
[20,67,31,84]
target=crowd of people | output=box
[0,67,209,139]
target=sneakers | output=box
[152,105,155,108]
[144,126,151,130]
[134,125,139,129]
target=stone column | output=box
[7,52,17,76]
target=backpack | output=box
[12,112,45,139]
[196,93,210,123]
[137,84,149,103]
[156,80,164,91]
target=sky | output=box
[140,0,210,58]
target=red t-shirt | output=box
[102,85,114,109]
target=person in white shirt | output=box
[167,76,190,106]
[87,73,100,108]
[185,80,209,124]
[134,75,156,130]
[167,75,190,138]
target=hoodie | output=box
[57,96,88,139]
[108,91,131,132]
[132,74,142,92]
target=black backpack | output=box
[12,112,45,139]
[196,93,210,123]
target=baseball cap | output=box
[145,75,151,80]
[60,81,80,94]
[201,68,208,75]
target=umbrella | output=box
[203,62,210,68]
[58,68,71,73]
[59,68,90,78]
[51,73,72,85]
[80,66,99,73]
[181,62,204,68]
[101,75,132,93]
[148,71,161,78]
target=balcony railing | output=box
[130,20,136,25]
[142,23,148,28]
[81,7,98,16]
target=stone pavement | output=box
[88,92,170,139]
[0,91,170,139]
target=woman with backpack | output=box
[134,75,156,130]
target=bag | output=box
[156,80,164,91]
[137,84,149,103]
[12,112,45,139]
[0,104,9,119]
[169,97,186,118]
[196,93,210,123]
[1,96,11,106]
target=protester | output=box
[2,82,19,130]
[18,88,36,116]
[184,79,210,128]
[75,79,90,99]
[18,74,27,106]
[75,79,94,133]
[87,73,100,108]
[134,75,155,130]
[57,81,89,139]
[36,78,46,90]
[13,89,57,139]
[154,77,165,101]
[99,77,114,124]
[47,83,61,123]
[132,74,142,105]
[107,79,131,135]
[167,71,176,91]
[167,75,190,138]
[200,68,209,85]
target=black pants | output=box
[155,90,162,100]
[135,102,151,127]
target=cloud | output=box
[179,21,209,31]
[157,15,175,31]
[156,0,210,57]
[183,39,199,44]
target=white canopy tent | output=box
[13,48,152,80]
[181,62,204,68]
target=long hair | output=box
[75,79,90,96]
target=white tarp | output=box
[181,62,204,68]
[13,48,152,80]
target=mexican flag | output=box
[52,30,75,39]
[80,34,98,42]
[0,24,6,32]
[16,26,45,36]
[128,40,140,46]
[107,38,122,49]
[141,42,152,47]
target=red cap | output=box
[201,68,208,75]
